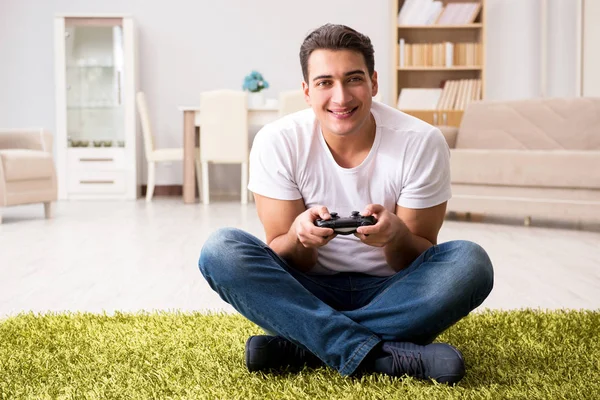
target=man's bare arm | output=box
[384,202,447,271]
[355,202,447,272]
[254,194,334,272]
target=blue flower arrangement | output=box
[242,70,269,93]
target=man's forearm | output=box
[269,229,318,272]
[384,231,433,272]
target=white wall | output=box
[0,0,583,191]
[485,0,542,100]
[582,0,600,96]
[546,0,579,97]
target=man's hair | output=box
[299,24,375,83]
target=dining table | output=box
[178,104,280,204]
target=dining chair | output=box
[199,89,249,204]
[278,90,309,117]
[136,91,201,202]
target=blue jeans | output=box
[198,228,494,376]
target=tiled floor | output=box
[1,199,599,319]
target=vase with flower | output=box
[242,70,269,107]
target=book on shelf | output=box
[398,0,481,26]
[397,88,443,110]
[436,2,481,25]
[397,79,482,111]
[398,41,479,67]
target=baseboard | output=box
[141,185,244,202]
[141,185,183,196]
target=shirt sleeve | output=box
[398,128,452,209]
[247,125,303,200]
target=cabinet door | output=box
[438,110,464,127]
[401,110,436,125]
[399,110,464,127]
[64,18,126,149]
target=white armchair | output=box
[0,129,57,223]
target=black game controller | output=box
[315,211,377,235]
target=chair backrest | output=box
[135,91,155,157]
[199,90,248,163]
[278,90,309,117]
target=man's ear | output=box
[371,71,379,97]
[302,81,311,105]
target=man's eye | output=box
[317,81,330,87]
[349,77,362,82]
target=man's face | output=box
[302,49,378,139]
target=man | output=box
[199,23,493,385]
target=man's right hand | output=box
[291,205,337,248]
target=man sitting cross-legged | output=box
[198,23,494,385]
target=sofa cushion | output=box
[456,98,600,150]
[0,149,54,181]
[450,149,600,189]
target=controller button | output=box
[330,212,338,218]
[351,211,360,216]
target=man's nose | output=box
[331,83,353,105]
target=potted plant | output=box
[242,70,269,107]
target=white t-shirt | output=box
[248,101,451,276]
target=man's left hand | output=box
[354,204,410,248]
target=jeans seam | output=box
[425,244,439,262]
[339,334,381,376]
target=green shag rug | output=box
[1,310,599,400]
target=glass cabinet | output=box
[65,23,125,148]
[55,15,139,200]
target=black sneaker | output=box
[245,335,324,372]
[373,342,465,384]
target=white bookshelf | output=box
[391,0,486,127]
